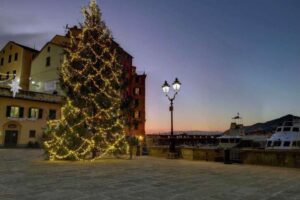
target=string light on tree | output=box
[44,0,128,161]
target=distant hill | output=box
[224,114,300,135]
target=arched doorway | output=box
[2,122,21,147]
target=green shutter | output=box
[19,107,24,118]
[6,106,11,117]
[28,108,32,118]
[38,109,43,119]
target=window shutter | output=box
[6,106,11,117]
[38,109,43,119]
[28,108,32,118]
[19,107,24,118]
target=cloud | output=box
[0,11,52,50]
[0,32,51,50]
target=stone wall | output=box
[181,147,223,161]
[148,146,223,161]
[241,149,300,168]
[148,146,170,158]
[149,146,300,168]
[148,146,300,168]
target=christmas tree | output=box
[44,0,127,161]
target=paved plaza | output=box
[0,149,300,200]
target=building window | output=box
[134,88,140,95]
[0,75,2,80]
[10,45,12,50]
[135,99,139,107]
[6,106,24,118]
[135,77,139,83]
[14,53,18,61]
[28,108,43,119]
[134,123,139,130]
[46,57,51,67]
[134,111,141,119]
[6,72,9,79]
[29,108,39,119]
[0,57,3,66]
[44,80,57,91]
[8,55,12,63]
[13,70,16,78]
[47,46,51,52]
[49,109,56,120]
[29,130,36,138]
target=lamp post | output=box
[162,78,181,157]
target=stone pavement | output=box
[0,149,300,200]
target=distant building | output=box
[0,41,39,90]
[0,87,64,147]
[146,132,222,147]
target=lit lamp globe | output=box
[162,81,170,93]
[172,78,181,91]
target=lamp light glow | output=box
[172,78,181,91]
[162,81,170,93]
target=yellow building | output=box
[0,41,39,90]
[29,39,66,95]
[0,87,64,147]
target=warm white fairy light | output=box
[43,0,128,161]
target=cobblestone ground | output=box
[0,149,300,200]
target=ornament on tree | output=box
[8,79,21,98]
[44,0,128,161]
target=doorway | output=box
[4,130,18,147]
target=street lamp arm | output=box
[165,92,178,102]
[168,92,178,101]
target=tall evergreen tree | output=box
[44,0,127,161]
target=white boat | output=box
[266,119,300,150]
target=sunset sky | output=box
[1,0,300,133]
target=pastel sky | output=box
[1,0,300,133]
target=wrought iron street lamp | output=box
[162,78,181,157]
